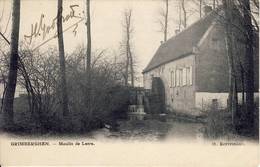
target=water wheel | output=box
[148,77,166,114]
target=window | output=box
[176,69,179,86]
[170,71,173,87]
[186,66,193,85]
[173,70,176,87]
[179,69,183,86]
[189,66,193,85]
[183,68,187,86]
[186,67,190,85]
[170,70,175,87]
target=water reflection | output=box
[128,114,146,121]
[91,114,206,141]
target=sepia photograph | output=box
[0,0,259,166]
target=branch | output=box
[252,0,259,9]
[3,10,11,34]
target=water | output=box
[91,114,206,142]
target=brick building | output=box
[143,7,259,115]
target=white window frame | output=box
[183,67,187,86]
[186,67,190,85]
[179,68,183,86]
[170,71,173,88]
[189,66,193,85]
[176,69,179,86]
[173,70,176,87]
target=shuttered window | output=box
[186,67,190,85]
[189,66,193,85]
[171,70,176,87]
[176,69,179,86]
[170,71,173,87]
[183,68,187,86]
[186,66,193,85]
[179,69,183,86]
[173,70,176,87]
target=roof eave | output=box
[142,52,193,74]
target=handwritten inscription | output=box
[24,4,83,45]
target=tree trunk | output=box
[232,77,238,125]
[126,11,134,87]
[86,0,91,81]
[129,47,134,87]
[85,0,92,115]
[222,0,238,127]
[164,0,169,42]
[0,74,7,113]
[239,62,245,110]
[124,9,134,87]
[178,3,182,30]
[199,0,202,18]
[125,49,129,86]
[216,0,219,6]
[3,0,21,127]
[181,0,187,28]
[241,0,255,130]
[57,0,69,116]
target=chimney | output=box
[203,5,212,16]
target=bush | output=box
[204,109,232,139]
[0,48,130,135]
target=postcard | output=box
[0,0,259,166]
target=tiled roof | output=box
[143,9,220,73]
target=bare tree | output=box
[86,0,92,83]
[57,0,69,116]
[181,0,187,28]
[238,0,256,130]
[222,0,238,126]
[2,0,20,126]
[176,0,188,30]
[85,0,93,115]
[199,0,202,18]
[122,9,135,87]
[213,0,216,9]
[191,0,219,18]
[16,49,60,118]
[220,0,258,130]
[157,0,169,42]
[164,0,169,42]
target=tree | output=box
[222,0,238,126]
[199,0,202,18]
[221,0,258,131]
[17,49,60,118]
[157,0,169,42]
[122,9,135,87]
[181,0,187,28]
[238,0,256,130]
[213,0,216,9]
[85,0,93,114]
[176,0,190,30]
[191,0,219,18]
[57,0,69,116]
[86,0,91,83]
[2,0,20,127]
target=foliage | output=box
[203,103,259,139]
[0,47,130,135]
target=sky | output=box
[0,0,201,85]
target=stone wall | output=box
[143,54,196,114]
